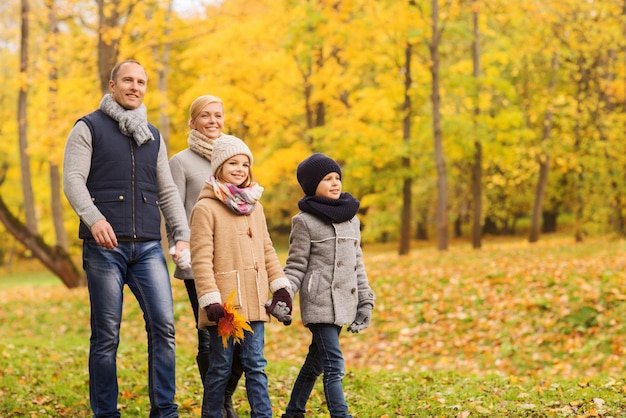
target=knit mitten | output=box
[348,304,373,333]
[265,300,292,326]
[205,303,225,322]
[266,288,292,313]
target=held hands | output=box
[169,244,191,270]
[265,300,292,326]
[348,304,373,333]
[205,303,225,322]
[265,288,293,326]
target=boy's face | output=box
[315,172,342,199]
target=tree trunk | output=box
[542,211,558,233]
[399,42,413,256]
[0,195,85,287]
[96,0,133,93]
[529,157,550,242]
[471,8,482,249]
[154,0,174,261]
[19,0,38,236]
[529,53,558,243]
[572,58,586,243]
[430,0,448,251]
[47,0,69,251]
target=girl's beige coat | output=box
[189,184,288,330]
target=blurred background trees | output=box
[0,0,624,284]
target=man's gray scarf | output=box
[99,94,154,146]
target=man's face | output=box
[109,62,147,110]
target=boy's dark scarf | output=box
[298,193,360,224]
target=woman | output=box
[168,95,242,418]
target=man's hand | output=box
[172,241,191,269]
[170,244,191,270]
[91,219,118,249]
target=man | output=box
[63,59,190,418]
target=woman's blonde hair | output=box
[188,95,224,128]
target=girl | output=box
[190,135,291,418]
[281,153,376,418]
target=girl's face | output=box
[315,172,342,199]
[221,155,250,186]
[190,102,224,139]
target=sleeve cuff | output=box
[269,277,291,293]
[198,291,222,308]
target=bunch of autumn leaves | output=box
[217,291,253,348]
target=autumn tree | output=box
[471,2,482,249]
[429,0,449,251]
[17,0,37,236]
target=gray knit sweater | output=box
[167,147,213,279]
[62,120,190,243]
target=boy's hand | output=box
[348,306,372,333]
[265,300,292,326]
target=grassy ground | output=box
[2,234,626,416]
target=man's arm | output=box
[62,121,118,248]
[62,121,106,229]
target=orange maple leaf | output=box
[217,290,253,348]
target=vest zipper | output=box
[130,140,136,238]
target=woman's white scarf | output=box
[99,94,154,146]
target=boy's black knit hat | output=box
[296,153,342,196]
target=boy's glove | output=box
[169,246,191,270]
[265,300,292,325]
[266,288,292,313]
[348,305,372,333]
[205,303,225,322]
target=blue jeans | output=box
[201,321,271,418]
[284,324,352,418]
[83,240,178,418]
[184,279,243,393]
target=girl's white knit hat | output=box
[211,135,253,172]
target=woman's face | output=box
[191,102,224,139]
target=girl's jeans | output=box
[201,321,271,418]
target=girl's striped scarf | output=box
[207,175,263,215]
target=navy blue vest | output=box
[77,110,162,240]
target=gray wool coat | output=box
[284,212,375,327]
